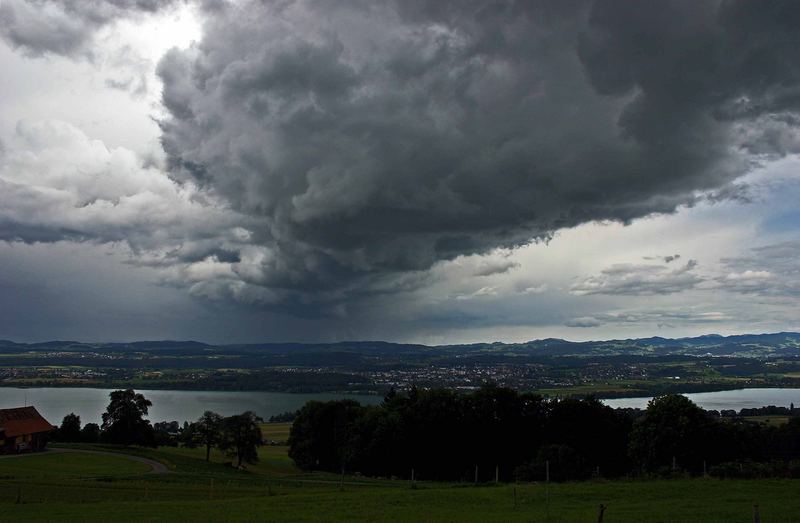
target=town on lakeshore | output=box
[3,333,800,398]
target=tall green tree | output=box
[193,411,224,462]
[219,411,264,468]
[101,389,155,447]
[58,413,82,442]
[628,394,714,474]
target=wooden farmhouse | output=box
[0,406,56,454]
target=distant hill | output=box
[4,332,800,394]
[2,332,800,360]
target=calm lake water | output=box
[602,388,800,411]
[0,387,381,425]
[3,387,799,425]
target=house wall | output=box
[0,432,49,454]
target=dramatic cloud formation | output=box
[0,119,336,312]
[156,0,800,307]
[2,1,800,342]
[0,0,181,58]
[0,119,252,268]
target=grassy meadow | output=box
[0,452,151,478]
[1,422,798,522]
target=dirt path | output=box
[0,447,170,474]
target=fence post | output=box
[597,503,606,523]
[495,464,499,484]
[15,485,22,504]
[513,485,517,510]
[545,460,550,522]
[474,465,479,485]
[753,504,761,523]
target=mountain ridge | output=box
[2,331,800,359]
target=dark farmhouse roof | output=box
[0,406,55,438]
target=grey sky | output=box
[1,0,800,344]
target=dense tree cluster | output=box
[53,389,155,446]
[49,385,800,481]
[288,385,800,481]
[288,385,629,481]
[52,390,265,467]
[180,410,265,467]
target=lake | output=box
[602,388,800,411]
[3,387,799,425]
[0,387,382,425]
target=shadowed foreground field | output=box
[1,427,798,522]
[2,476,799,522]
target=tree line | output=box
[50,385,800,480]
[288,384,800,481]
[51,389,264,468]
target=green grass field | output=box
[0,452,151,478]
[3,475,799,522]
[261,422,292,442]
[2,430,799,522]
[742,415,791,426]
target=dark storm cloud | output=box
[155,0,800,304]
[0,0,181,58]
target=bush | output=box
[80,423,101,443]
[514,445,583,482]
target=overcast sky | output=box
[1,0,800,344]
